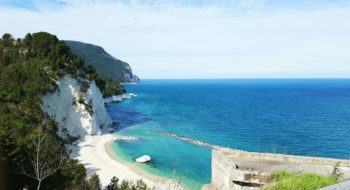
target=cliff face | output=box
[41,76,112,138]
[65,40,140,83]
[124,65,140,83]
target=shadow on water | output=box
[106,105,151,131]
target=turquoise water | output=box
[106,79,350,189]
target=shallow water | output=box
[107,79,350,189]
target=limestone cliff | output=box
[41,76,112,138]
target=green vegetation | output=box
[80,64,126,97]
[87,173,102,190]
[66,40,138,83]
[0,32,125,189]
[106,176,149,190]
[264,170,339,190]
[96,78,126,97]
[0,32,83,189]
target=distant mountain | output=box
[65,40,140,83]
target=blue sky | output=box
[1,0,349,9]
[0,0,350,79]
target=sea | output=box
[106,79,350,190]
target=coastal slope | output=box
[66,40,140,83]
[0,32,153,190]
[41,76,112,138]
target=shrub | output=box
[87,173,102,190]
[264,170,339,190]
[106,176,148,190]
[95,77,125,97]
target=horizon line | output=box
[138,77,350,80]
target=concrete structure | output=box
[320,180,350,190]
[203,149,350,190]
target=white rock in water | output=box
[120,94,127,99]
[129,93,137,97]
[136,155,151,163]
[114,135,138,141]
[111,96,122,102]
[104,98,112,104]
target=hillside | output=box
[65,41,140,83]
[0,32,124,189]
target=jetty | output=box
[152,130,230,150]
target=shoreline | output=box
[68,133,187,190]
[68,134,156,187]
[104,139,168,185]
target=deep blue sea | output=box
[106,79,350,189]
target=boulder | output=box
[111,96,122,102]
[136,155,151,163]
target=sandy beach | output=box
[68,133,186,190]
[69,134,155,186]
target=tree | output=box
[87,173,101,190]
[23,33,32,48]
[106,177,148,190]
[96,78,125,98]
[60,159,87,189]
[134,180,148,190]
[18,128,66,190]
[106,176,119,190]
[2,33,14,47]
[83,65,97,80]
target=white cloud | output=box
[0,0,349,78]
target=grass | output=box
[263,170,339,190]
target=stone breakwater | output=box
[152,130,232,150]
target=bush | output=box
[60,159,87,189]
[87,173,102,190]
[95,78,125,97]
[264,170,339,190]
[106,176,148,190]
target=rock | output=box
[136,155,151,163]
[111,96,122,102]
[104,93,137,104]
[131,75,140,83]
[104,98,112,104]
[41,76,112,138]
[114,135,138,141]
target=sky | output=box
[0,0,349,79]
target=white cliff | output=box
[41,76,112,138]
